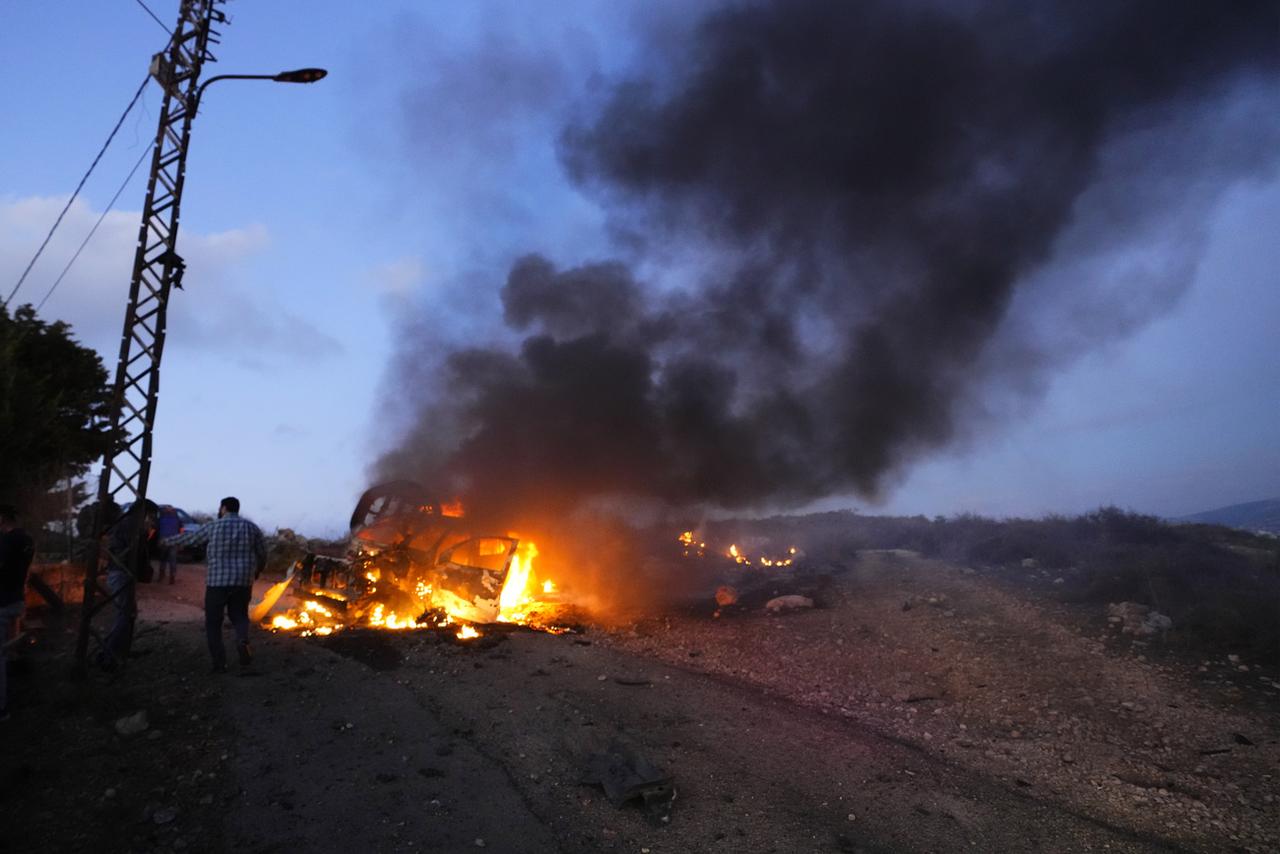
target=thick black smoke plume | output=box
[377,0,1278,517]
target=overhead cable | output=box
[134,0,173,36]
[4,75,151,308]
[36,143,153,312]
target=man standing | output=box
[163,496,266,673]
[98,500,157,671]
[0,504,36,719]
[156,505,181,584]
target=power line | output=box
[134,0,172,36]
[3,75,151,308]
[36,144,153,313]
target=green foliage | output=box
[914,507,1279,661]
[0,304,112,517]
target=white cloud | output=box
[0,195,341,362]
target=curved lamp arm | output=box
[190,67,327,113]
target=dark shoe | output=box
[237,642,253,667]
[211,663,228,674]
[0,706,10,722]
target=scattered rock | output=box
[114,711,149,737]
[1105,602,1173,636]
[152,807,177,826]
[715,586,739,607]
[765,595,814,613]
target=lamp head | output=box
[273,68,327,84]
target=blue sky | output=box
[2,2,1276,534]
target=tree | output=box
[0,304,113,519]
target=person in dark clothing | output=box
[97,500,157,672]
[156,505,181,584]
[1,503,36,718]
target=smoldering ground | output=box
[373,0,1279,526]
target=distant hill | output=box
[1178,498,1280,534]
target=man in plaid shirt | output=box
[164,496,267,672]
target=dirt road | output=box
[6,555,1276,852]
[281,624,1190,853]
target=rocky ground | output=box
[604,549,1280,852]
[2,550,1276,853]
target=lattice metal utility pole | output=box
[75,0,228,671]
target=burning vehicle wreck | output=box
[258,481,566,637]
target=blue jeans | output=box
[0,600,25,710]
[205,586,251,667]
[159,544,178,582]
[100,570,136,669]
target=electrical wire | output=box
[36,143,153,313]
[133,0,172,36]
[3,74,151,308]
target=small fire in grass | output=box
[680,531,797,567]
[678,530,706,557]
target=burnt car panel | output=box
[297,482,521,625]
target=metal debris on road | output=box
[582,741,676,823]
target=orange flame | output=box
[264,531,570,637]
[498,540,538,620]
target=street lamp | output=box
[190,67,328,113]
